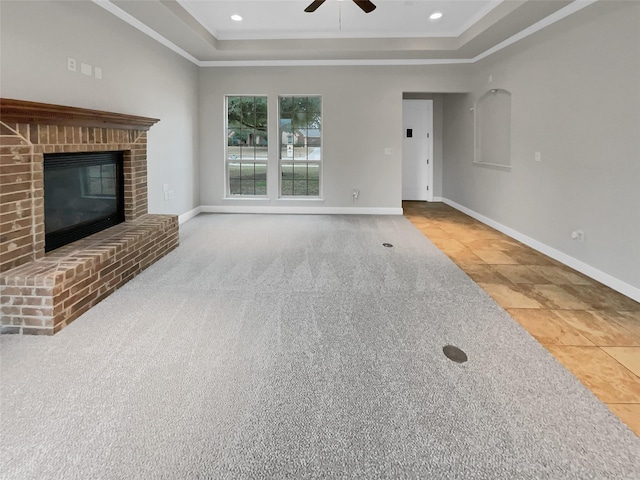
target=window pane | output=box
[280,162,320,197]
[280,97,294,115]
[294,97,307,111]
[293,146,307,159]
[293,163,308,195]
[255,97,267,127]
[308,163,320,195]
[241,96,255,111]
[308,96,321,114]
[229,162,241,195]
[255,163,267,195]
[227,97,242,118]
[228,162,267,196]
[240,163,259,191]
[281,163,293,196]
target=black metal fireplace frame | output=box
[44,151,125,252]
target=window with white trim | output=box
[279,96,322,197]
[226,96,268,196]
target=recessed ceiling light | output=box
[230,14,242,22]
[429,12,443,21]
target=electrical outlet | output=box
[94,67,102,80]
[352,189,359,201]
[67,57,77,72]
[571,230,584,242]
[534,151,541,162]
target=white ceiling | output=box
[177,0,502,40]
[100,0,589,64]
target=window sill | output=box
[222,196,270,201]
[277,197,324,202]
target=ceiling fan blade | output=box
[305,0,327,13]
[353,0,376,13]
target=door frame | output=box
[402,98,434,202]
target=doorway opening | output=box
[402,98,433,201]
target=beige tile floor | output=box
[403,201,640,436]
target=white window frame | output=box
[225,95,269,198]
[278,95,323,199]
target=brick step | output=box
[1,214,178,335]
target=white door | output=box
[402,99,433,201]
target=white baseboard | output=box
[442,198,640,303]
[199,205,403,215]
[178,206,202,224]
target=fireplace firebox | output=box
[44,151,125,251]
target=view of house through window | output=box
[279,96,322,197]
[226,96,268,196]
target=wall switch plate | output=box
[67,57,77,72]
[534,151,541,162]
[94,67,102,79]
[384,148,394,155]
[80,63,92,76]
[489,74,493,83]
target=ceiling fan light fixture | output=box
[305,0,376,13]
[429,12,443,21]
[230,14,243,22]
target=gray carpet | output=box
[1,214,639,479]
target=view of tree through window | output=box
[279,96,322,197]
[226,96,268,196]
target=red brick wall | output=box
[1,123,149,272]
[1,103,177,335]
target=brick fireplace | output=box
[1,99,179,335]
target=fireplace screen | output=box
[44,151,124,251]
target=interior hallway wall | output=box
[442,1,640,296]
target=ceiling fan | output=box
[305,0,377,14]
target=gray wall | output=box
[199,66,469,208]
[0,0,200,216]
[443,1,640,291]
[2,1,637,294]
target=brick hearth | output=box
[1,99,179,335]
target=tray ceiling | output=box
[100,0,589,64]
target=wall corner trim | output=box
[442,198,640,303]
